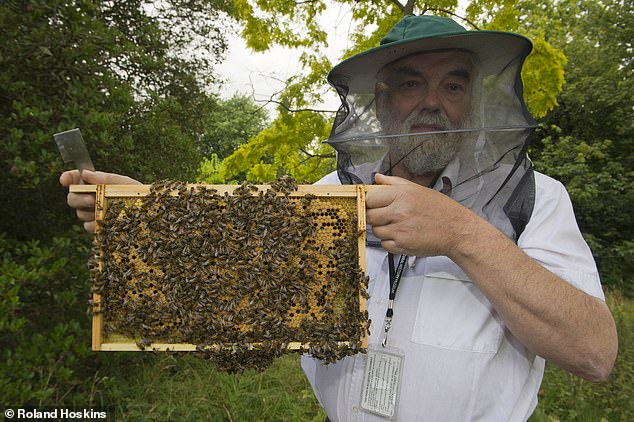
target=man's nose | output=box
[419,87,442,112]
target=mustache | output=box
[383,109,464,135]
[403,111,451,130]
[382,110,466,176]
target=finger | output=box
[365,186,398,209]
[371,223,409,255]
[67,192,96,210]
[76,208,95,222]
[80,170,142,185]
[60,170,81,187]
[366,207,394,227]
[83,221,96,234]
[370,224,396,242]
[380,239,405,255]
[374,173,416,186]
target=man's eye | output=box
[401,80,420,89]
[447,83,464,92]
[397,80,424,96]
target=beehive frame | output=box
[71,184,369,353]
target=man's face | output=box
[376,50,475,176]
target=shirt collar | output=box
[431,155,460,195]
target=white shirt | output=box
[301,170,605,422]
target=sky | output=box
[215,2,355,112]
[215,2,469,113]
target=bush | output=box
[102,354,325,421]
[531,291,634,421]
[0,230,98,407]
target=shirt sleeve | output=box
[518,172,605,300]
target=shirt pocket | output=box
[410,256,503,353]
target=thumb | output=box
[374,173,415,186]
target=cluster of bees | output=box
[89,176,369,372]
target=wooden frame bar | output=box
[76,184,372,352]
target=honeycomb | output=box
[89,179,369,371]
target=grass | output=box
[102,291,632,421]
[530,290,634,422]
[103,353,325,421]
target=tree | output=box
[217,0,567,182]
[525,0,633,292]
[0,0,235,408]
[0,0,230,239]
[198,94,269,159]
[199,108,335,183]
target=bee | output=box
[136,337,153,351]
[92,176,369,368]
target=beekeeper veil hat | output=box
[326,15,538,240]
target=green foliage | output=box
[198,154,229,184]
[103,354,325,421]
[466,0,566,117]
[508,0,632,158]
[466,0,522,29]
[536,0,633,159]
[522,37,566,118]
[0,0,230,240]
[532,131,633,293]
[530,292,634,421]
[199,94,269,159]
[528,0,633,293]
[200,111,334,183]
[339,1,405,59]
[233,0,327,51]
[0,0,241,411]
[0,230,95,406]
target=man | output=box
[61,14,617,422]
[300,15,617,421]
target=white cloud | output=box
[215,2,355,113]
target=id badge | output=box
[360,345,404,419]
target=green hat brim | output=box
[328,30,533,94]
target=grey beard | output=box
[384,112,465,176]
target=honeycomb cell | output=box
[89,179,368,371]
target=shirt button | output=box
[352,406,359,413]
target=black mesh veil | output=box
[324,17,538,240]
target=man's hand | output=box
[59,170,141,233]
[366,173,476,257]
